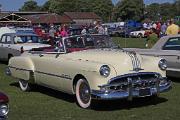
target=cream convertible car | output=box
[6,35,171,108]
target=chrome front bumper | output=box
[91,77,172,100]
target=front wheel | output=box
[75,79,91,108]
[19,79,30,92]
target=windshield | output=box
[14,36,41,44]
[64,35,120,49]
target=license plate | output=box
[139,88,151,97]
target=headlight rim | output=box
[99,65,111,77]
[158,59,167,71]
[0,104,9,117]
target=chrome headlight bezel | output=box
[158,59,167,70]
[0,104,9,117]
[99,65,110,77]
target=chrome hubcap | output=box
[20,80,28,88]
[79,82,90,104]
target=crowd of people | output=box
[143,19,179,37]
[34,21,108,45]
[144,19,179,48]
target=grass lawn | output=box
[0,37,180,120]
[112,37,147,48]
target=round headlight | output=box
[158,59,167,70]
[0,104,9,117]
[99,65,110,77]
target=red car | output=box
[0,92,9,118]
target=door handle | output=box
[8,45,10,47]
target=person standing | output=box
[60,26,68,37]
[166,19,179,35]
[48,25,56,46]
[160,23,167,37]
[146,28,158,48]
[81,26,87,35]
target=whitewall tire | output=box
[19,79,30,92]
[75,79,91,108]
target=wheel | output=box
[138,33,143,38]
[19,79,30,91]
[115,32,120,37]
[75,79,91,108]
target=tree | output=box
[19,0,40,11]
[145,3,161,21]
[41,1,51,11]
[41,0,113,22]
[114,0,144,21]
[91,0,114,21]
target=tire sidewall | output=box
[75,79,91,109]
[19,80,30,92]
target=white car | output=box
[0,32,50,61]
[129,30,146,38]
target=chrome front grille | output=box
[107,72,160,91]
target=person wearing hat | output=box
[166,19,179,35]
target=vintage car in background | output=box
[0,32,51,61]
[129,29,151,38]
[0,92,9,119]
[125,35,180,78]
[6,34,171,108]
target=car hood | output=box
[11,43,51,51]
[64,49,143,75]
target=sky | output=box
[0,0,47,11]
[0,0,176,11]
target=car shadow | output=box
[10,82,168,110]
[91,96,168,111]
[167,77,180,83]
[0,61,8,65]
[9,82,75,103]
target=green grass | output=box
[0,37,180,120]
[112,37,147,48]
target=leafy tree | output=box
[91,0,114,21]
[174,0,180,16]
[19,0,40,11]
[41,1,51,11]
[42,0,113,22]
[114,0,144,21]
[145,3,161,21]
[145,1,179,21]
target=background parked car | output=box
[0,92,9,119]
[0,32,51,61]
[125,34,180,78]
[129,28,151,38]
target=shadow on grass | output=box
[168,77,180,83]
[10,82,75,103]
[0,61,8,65]
[91,96,168,111]
[10,82,168,111]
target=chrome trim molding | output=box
[127,51,142,71]
[7,66,72,80]
[35,71,72,80]
[8,66,32,72]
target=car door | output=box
[0,35,9,60]
[32,39,70,92]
